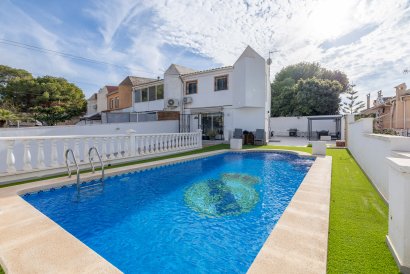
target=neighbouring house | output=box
[361,83,410,131]
[107,76,157,111]
[86,93,98,116]
[98,85,117,113]
[129,45,271,141]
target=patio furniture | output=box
[320,135,331,141]
[288,128,298,137]
[316,130,329,140]
[336,140,346,147]
[254,129,266,146]
[233,128,243,139]
[243,131,254,145]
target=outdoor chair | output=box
[233,128,243,139]
[254,129,266,146]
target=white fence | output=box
[0,131,202,184]
[347,117,410,201]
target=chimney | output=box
[366,93,370,109]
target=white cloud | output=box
[1,0,409,102]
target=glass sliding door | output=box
[201,112,224,140]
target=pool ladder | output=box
[65,147,104,197]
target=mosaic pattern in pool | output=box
[23,152,314,273]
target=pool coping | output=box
[0,148,331,273]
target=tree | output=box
[0,108,18,127]
[0,65,86,125]
[271,62,349,116]
[295,78,343,116]
[0,65,32,87]
[341,85,365,114]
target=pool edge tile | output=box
[247,155,332,274]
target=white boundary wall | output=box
[270,116,345,138]
[347,116,410,271]
[0,120,179,137]
[347,117,410,201]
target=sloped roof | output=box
[105,85,118,93]
[181,66,233,77]
[119,76,157,86]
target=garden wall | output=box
[347,117,410,201]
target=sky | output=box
[0,0,409,103]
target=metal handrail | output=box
[88,146,104,182]
[65,148,80,192]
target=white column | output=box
[387,157,410,272]
[6,140,16,173]
[124,136,130,157]
[50,139,59,167]
[74,138,81,161]
[83,137,90,162]
[101,137,108,161]
[23,140,32,171]
[117,136,123,158]
[37,139,46,169]
[110,137,115,159]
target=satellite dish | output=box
[267,58,272,65]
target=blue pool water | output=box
[23,152,314,273]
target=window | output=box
[214,75,228,91]
[134,89,141,103]
[114,97,119,108]
[110,99,114,109]
[148,86,156,101]
[141,88,148,102]
[157,84,164,99]
[186,80,198,95]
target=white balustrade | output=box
[37,139,45,169]
[50,139,59,167]
[23,140,32,171]
[6,140,16,173]
[0,132,202,175]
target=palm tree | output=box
[0,108,17,127]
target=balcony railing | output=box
[0,131,202,181]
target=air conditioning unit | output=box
[166,98,179,108]
[183,97,193,104]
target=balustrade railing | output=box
[0,131,202,175]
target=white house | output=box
[131,46,271,141]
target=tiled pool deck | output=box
[0,149,331,273]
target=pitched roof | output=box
[181,66,233,77]
[105,85,118,93]
[119,76,157,86]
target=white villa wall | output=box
[347,117,410,201]
[270,116,344,138]
[232,48,267,108]
[182,70,233,109]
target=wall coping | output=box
[364,133,410,142]
[386,157,410,174]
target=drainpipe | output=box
[179,75,185,132]
[403,97,406,130]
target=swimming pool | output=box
[23,151,314,273]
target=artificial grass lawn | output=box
[259,145,398,273]
[0,144,399,273]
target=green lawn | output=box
[0,144,399,273]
